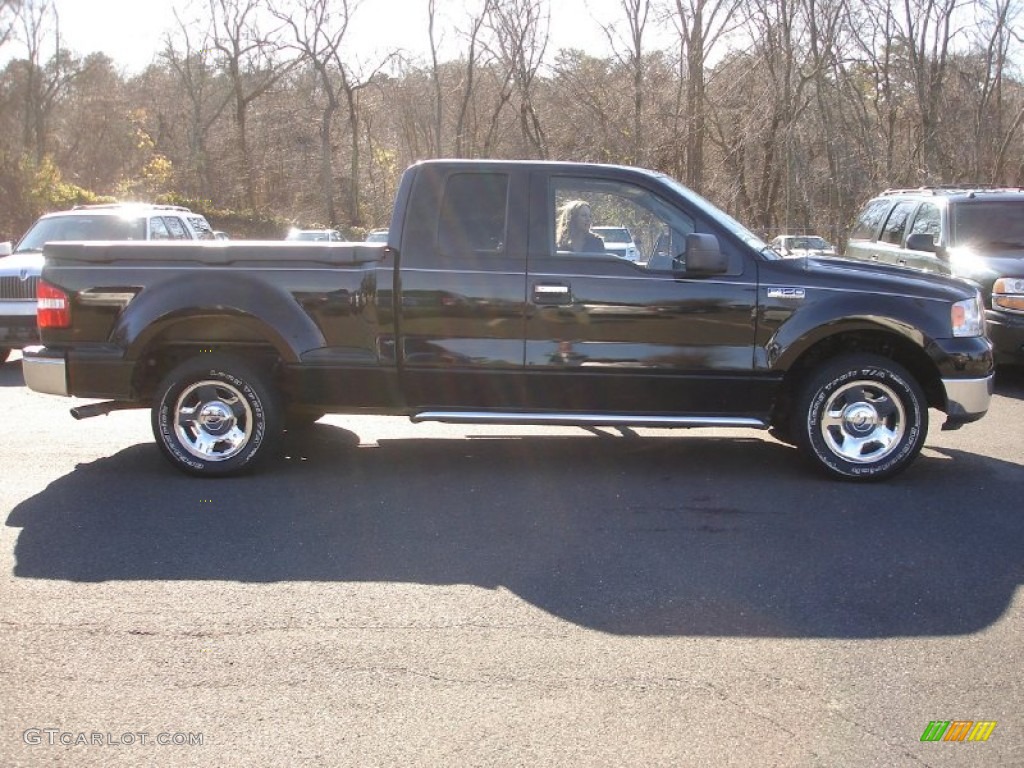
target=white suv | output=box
[0,204,214,363]
[592,226,641,262]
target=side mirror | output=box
[0,242,11,257]
[685,233,728,275]
[906,233,936,253]
[906,232,949,261]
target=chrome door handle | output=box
[533,283,572,305]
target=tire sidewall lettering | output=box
[155,361,275,475]
[800,357,926,480]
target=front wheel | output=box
[152,354,282,476]
[793,354,928,481]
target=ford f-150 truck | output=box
[22,160,994,480]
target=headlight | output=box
[993,277,1024,312]
[951,293,984,337]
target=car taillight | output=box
[37,280,71,328]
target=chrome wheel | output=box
[819,380,906,463]
[796,354,927,481]
[173,379,254,462]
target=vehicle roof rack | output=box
[70,203,193,212]
[880,186,1024,196]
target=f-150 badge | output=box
[767,287,806,299]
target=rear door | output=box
[395,165,529,408]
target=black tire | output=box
[152,354,282,477]
[793,354,928,481]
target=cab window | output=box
[879,201,916,245]
[163,217,191,240]
[849,199,892,241]
[437,173,508,256]
[908,203,941,243]
[551,178,694,270]
[149,217,171,240]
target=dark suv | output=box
[844,188,1024,365]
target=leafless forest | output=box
[1,0,1022,245]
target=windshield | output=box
[656,173,770,253]
[953,201,1024,248]
[16,214,147,253]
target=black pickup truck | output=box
[23,160,994,480]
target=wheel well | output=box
[132,343,284,402]
[772,331,944,428]
[129,315,295,401]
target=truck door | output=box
[523,171,761,415]
[395,166,529,408]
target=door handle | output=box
[533,283,572,305]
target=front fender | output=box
[766,291,949,371]
[113,272,326,362]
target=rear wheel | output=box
[793,354,927,481]
[152,354,282,476]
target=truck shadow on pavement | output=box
[8,424,1023,638]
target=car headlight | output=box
[951,293,984,337]
[993,277,1024,313]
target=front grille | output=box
[0,275,39,299]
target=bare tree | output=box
[427,0,444,154]
[272,0,394,225]
[271,0,356,225]
[210,0,296,209]
[899,0,965,179]
[454,0,497,156]
[485,0,550,158]
[18,0,81,163]
[666,0,742,187]
[603,0,652,165]
[963,0,1024,180]
[0,0,21,50]
[162,10,232,199]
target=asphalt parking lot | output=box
[1,352,1022,767]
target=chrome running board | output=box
[411,411,767,429]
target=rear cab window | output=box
[437,173,509,257]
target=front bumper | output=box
[22,345,68,396]
[0,305,40,349]
[928,336,994,427]
[941,375,993,425]
[986,309,1024,365]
